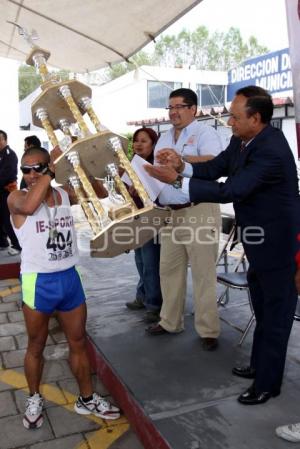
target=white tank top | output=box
[12,187,79,274]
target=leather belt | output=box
[169,202,199,210]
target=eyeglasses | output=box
[165,104,192,111]
[20,163,48,174]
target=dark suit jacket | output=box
[189,125,300,271]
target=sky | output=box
[162,0,289,52]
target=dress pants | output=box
[0,225,8,248]
[248,264,298,394]
[159,203,221,337]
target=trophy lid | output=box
[26,47,51,66]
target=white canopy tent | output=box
[1,0,203,72]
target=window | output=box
[270,118,282,130]
[147,81,182,108]
[196,84,225,107]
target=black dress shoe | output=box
[232,365,256,379]
[201,338,218,351]
[238,384,280,405]
[146,323,169,336]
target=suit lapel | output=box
[230,139,245,175]
[233,125,273,172]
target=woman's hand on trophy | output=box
[144,164,178,184]
[155,148,184,172]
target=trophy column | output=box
[59,85,90,138]
[80,97,104,133]
[67,151,111,228]
[109,137,151,207]
[69,176,101,235]
[35,108,59,147]
[106,163,138,217]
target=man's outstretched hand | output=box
[144,164,178,184]
[155,148,184,172]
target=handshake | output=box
[144,149,184,184]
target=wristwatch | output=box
[172,175,183,189]
[44,168,55,179]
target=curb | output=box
[0,263,20,280]
[87,336,171,449]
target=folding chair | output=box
[216,214,236,267]
[217,228,255,345]
[217,265,255,346]
[216,214,237,306]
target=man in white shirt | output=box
[146,88,223,351]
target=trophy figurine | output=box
[16,25,170,257]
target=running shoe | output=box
[23,393,44,429]
[276,423,300,442]
[74,392,120,420]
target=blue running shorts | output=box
[21,266,86,313]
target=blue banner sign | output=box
[227,48,292,101]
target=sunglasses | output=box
[20,163,48,175]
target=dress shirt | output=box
[181,137,254,200]
[154,120,223,205]
[181,165,192,200]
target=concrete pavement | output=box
[78,248,300,449]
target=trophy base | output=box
[54,132,128,184]
[32,79,92,127]
[108,203,135,220]
[90,205,171,258]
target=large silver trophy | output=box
[18,26,170,257]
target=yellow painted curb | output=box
[76,422,130,449]
[0,285,21,297]
[0,278,20,283]
[0,367,130,448]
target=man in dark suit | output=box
[145,85,300,405]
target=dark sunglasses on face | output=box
[20,163,48,174]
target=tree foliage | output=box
[18,65,42,101]
[123,132,133,159]
[18,65,71,100]
[105,26,268,80]
[18,26,269,95]
[103,51,153,81]
[152,26,268,70]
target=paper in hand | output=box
[121,154,165,201]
